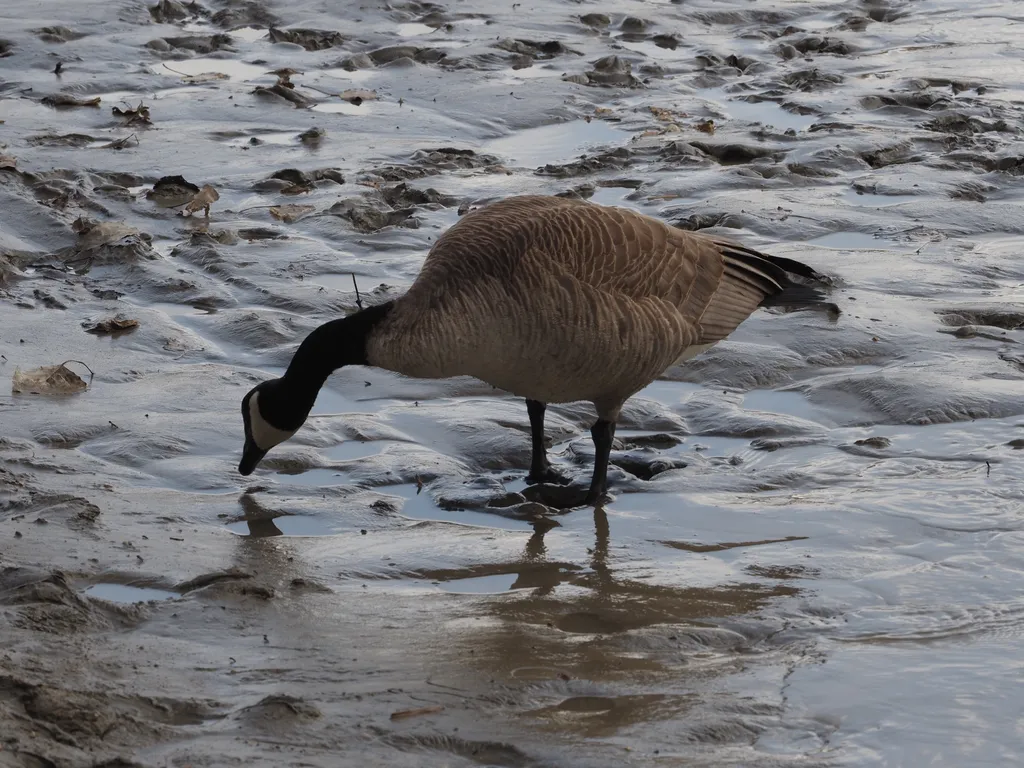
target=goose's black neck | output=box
[282,301,394,403]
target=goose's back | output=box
[410,196,720,318]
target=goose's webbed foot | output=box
[526,464,571,486]
[522,482,596,510]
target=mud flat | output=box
[2,0,1024,765]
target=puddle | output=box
[225,514,348,537]
[484,119,628,167]
[588,187,639,207]
[149,58,270,82]
[436,573,521,594]
[638,380,705,408]
[701,89,817,132]
[84,584,178,603]
[807,231,891,249]
[385,484,538,531]
[498,65,563,83]
[396,23,436,37]
[742,389,821,421]
[843,189,920,207]
[271,468,346,487]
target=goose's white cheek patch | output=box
[249,392,297,450]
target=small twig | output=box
[352,273,363,309]
[986,460,991,476]
[161,62,193,77]
[53,359,95,386]
[106,133,139,149]
[233,204,281,215]
[303,84,337,97]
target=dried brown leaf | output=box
[694,119,715,135]
[0,154,15,170]
[112,102,152,126]
[12,361,93,395]
[269,204,315,223]
[183,184,220,216]
[84,314,140,335]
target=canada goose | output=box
[238,195,835,506]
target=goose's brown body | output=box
[369,195,787,420]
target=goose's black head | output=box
[238,378,309,476]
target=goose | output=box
[238,194,835,506]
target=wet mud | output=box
[2,0,1024,765]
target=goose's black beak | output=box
[238,436,267,476]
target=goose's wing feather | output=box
[414,195,782,341]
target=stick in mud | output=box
[352,273,363,310]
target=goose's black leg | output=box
[525,399,569,485]
[584,418,616,506]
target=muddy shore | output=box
[2,0,1024,765]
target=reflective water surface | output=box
[2,0,1023,765]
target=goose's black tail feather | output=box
[717,241,841,318]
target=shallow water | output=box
[484,119,630,167]
[2,0,1024,765]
